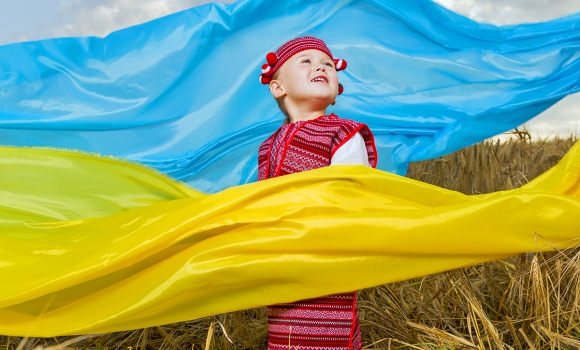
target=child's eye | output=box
[324,62,334,68]
[301,59,311,63]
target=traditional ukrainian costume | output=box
[258,37,378,350]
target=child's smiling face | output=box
[270,49,339,112]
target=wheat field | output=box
[2,133,579,350]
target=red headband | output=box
[259,36,347,95]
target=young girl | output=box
[258,37,378,350]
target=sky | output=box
[0,0,579,138]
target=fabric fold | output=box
[1,0,579,192]
[0,142,579,336]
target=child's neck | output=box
[288,108,328,123]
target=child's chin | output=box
[310,98,336,109]
[306,92,336,102]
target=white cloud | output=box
[55,0,580,40]
[526,94,580,137]
[435,0,580,138]
[52,0,236,38]
[434,0,580,25]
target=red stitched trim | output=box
[268,306,355,313]
[262,114,378,178]
[349,291,356,350]
[363,127,378,168]
[270,332,353,337]
[329,122,377,168]
[274,44,333,72]
[271,37,334,76]
[264,131,278,179]
[329,124,365,159]
[275,122,307,177]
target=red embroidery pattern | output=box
[269,123,302,178]
[268,37,334,78]
[257,114,376,350]
[267,292,361,350]
[257,114,377,181]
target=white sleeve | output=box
[330,131,370,167]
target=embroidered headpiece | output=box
[259,36,347,95]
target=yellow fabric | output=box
[1,143,579,336]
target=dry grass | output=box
[407,131,576,194]
[2,133,579,350]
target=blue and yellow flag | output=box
[0,143,579,336]
[0,0,580,336]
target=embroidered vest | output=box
[258,114,377,180]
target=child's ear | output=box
[269,80,285,98]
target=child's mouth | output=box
[311,76,328,83]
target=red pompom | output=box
[259,75,272,84]
[261,64,271,74]
[334,59,347,71]
[266,52,278,66]
[338,83,344,95]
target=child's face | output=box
[270,49,339,111]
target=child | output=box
[258,36,378,350]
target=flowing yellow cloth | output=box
[1,144,579,336]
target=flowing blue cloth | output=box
[1,0,579,193]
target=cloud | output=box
[52,0,236,38]
[435,0,580,138]
[55,0,578,40]
[51,0,580,41]
[527,94,580,137]
[434,0,580,25]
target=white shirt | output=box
[330,132,370,167]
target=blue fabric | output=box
[1,0,579,193]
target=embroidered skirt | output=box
[267,292,362,350]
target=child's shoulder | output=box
[261,114,367,143]
[315,114,365,128]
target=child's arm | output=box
[330,132,370,167]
